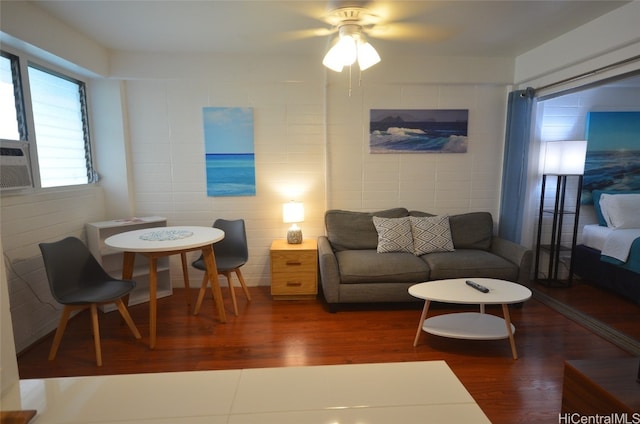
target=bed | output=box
[573,190,640,305]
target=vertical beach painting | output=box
[582,111,640,204]
[370,109,469,153]
[202,107,256,197]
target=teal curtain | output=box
[498,88,535,243]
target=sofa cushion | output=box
[336,250,430,284]
[409,210,435,217]
[410,215,455,255]
[421,249,518,281]
[449,212,493,250]
[373,216,414,253]
[325,208,409,251]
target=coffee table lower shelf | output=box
[422,312,515,340]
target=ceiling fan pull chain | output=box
[349,64,353,97]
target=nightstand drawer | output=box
[271,272,318,295]
[270,250,316,273]
[270,239,318,300]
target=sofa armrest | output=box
[490,237,533,285]
[318,236,341,303]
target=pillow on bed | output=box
[599,193,640,229]
[592,190,638,226]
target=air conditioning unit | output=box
[1,140,34,191]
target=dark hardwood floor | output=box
[16,286,636,424]
[535,277,640,341]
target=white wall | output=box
[106,49,515,288]
[90,79,136,219]
[514,2,640,91]
[1,238,19,397]
[110,53,327,287]
[326,57,513,217]
[1,187,106,352]
[0,0,109,77]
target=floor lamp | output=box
[535,140,588,286]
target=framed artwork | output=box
[370,109,468,153]
[202,107,256,197]
[582,111,640,204]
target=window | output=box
[28,65,93,187]
[0,52,24,140]
[1,49,95,189]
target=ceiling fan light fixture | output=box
[322,23,380,72]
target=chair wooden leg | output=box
[180,253,191,306]
[193,268,249,317]
[49,306,73,361]
[235,268,251,301]
[224,271,239,316]
[115,299,141,339]
[193,273,209,315]
[90,304,102,366]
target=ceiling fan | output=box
[321,6,382,72]
[279,2,453,72]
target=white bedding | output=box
[582,224,611,251]
[582,224,640,262]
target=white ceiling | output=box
[32,0,630,58]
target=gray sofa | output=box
[317,208,532,306]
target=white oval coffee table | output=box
[409,278,532,359]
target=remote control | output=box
[466,280,489,293]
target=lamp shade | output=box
[283,202,304,224]
[357,41,381,71]
[543,140,588,175]
[323,36,357,72]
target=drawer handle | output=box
[286,281,302,287]
[286,261,302,266]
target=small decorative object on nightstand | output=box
[283,201,304,244]
[270,239,317,300]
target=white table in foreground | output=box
[409,278,532,359]
[1,361,490,423]
[105,226,225,349]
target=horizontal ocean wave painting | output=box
[370,109,469,153]
[582,111,640,204]
[206,153,256,197]
[203,107,256,197]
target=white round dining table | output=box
[105,226,225,349]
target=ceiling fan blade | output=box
[363,1,442,24]
[367,23,455,42]
[272,27,336,43]
[283,2,338,24]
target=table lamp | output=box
[283,201,304,244]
